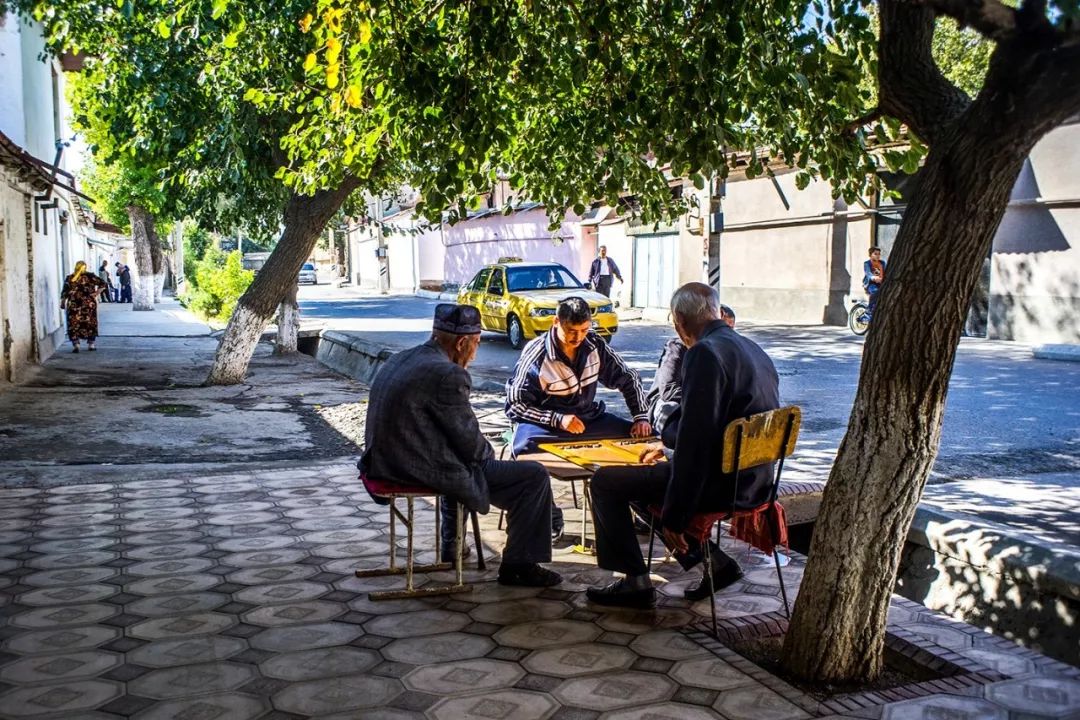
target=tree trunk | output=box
[127,204,157,311]
[275,280,300,355]
[205,179,359,385]
[780,123,1038,682]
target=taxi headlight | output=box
[529,307,556,317]
[595,304,613,314]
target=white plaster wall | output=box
[0,169,33,382]
[17,17,57,163]
[989,121,1080,343]
[0,12,27,147]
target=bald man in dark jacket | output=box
[586,284,780,609]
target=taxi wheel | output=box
[507,314,525,350]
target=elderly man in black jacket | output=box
[361,304,562,588]
[586,283,780,609]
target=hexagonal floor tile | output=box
[554,671,677,711]
[602,702,722,720]
[17,584,116,606]
[402,658,525,695]
[243,600,345,627]
[365,609,471,638]
[904,622,974,650]
[227,564,317,586]
[493,620,601,650]
[125,592,228,618]
[249,622,364,653]
[0,679,122,717]
[4,625,120,655]
[10,603,118,628]
[669,657,756,691]
[522,643,637,677]
[881,693,1008,720]
[259,646,381,681]
[128,662,257,700]
[469,598,571,626]
[629,630,712,660]
[272,675,402,716]
[21,567,118,588]
[712,685,810,720]
[428,689,559,720]
[129,613,236,640]
[595,608,696,634]
[381,632,496,665]
[131,691,268,720]
[233,581,330,605]
[128,636,248,668]
[124,573,221,596]
[957,647,1037,677]
[987,677,1080,717]
[0,650,122,684]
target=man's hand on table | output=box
[629,420,652,438]
[638,445,665,464]
[558,414,586,434]
[662,527,689,555]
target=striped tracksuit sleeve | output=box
[505,339,559,427]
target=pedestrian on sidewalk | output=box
[588,245,623,298]
[60,261,107,353]
[117,263,133,303]
[97,261,113,303]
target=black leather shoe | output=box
[439,544,472,564]
[586,578,657,609]
[551,525,564,542]
[684,560,744,601]
[497,563,562,587]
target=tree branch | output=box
[877,0,971,145]
[843,107,883,136]
[916,0,1018,40]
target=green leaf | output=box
[211,0,229,20]
[223,31,240,49]
[156,19,170,38]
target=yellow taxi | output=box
[457,259,619,349]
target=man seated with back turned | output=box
[586,283,780,609]
[360,304,562,588]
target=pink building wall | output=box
[439,208,594,287]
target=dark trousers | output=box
[595,275,614,297]
[590,463,736,577]
[120,285,132,303]
[511,412,633,457]
[441,458,553,565]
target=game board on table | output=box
[537,437,663,470]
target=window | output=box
[507,265,583,292]
[301,263,315,271]
[488,268,505,295]
[469,268,492,291]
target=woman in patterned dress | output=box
[60,261,107,353]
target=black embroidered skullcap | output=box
[433,304,482,335]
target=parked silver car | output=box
[298,262,318,285]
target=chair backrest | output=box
[720,406,801,474]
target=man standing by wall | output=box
[588,245,623,298]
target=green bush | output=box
[182,224,213,287]
[182,248,253,321]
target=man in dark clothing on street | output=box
[587,245,622,298]
[361,304,562,588]
[585,284,780,609]
[116,263,132,303]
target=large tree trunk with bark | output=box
[127,204,159,311]
[150,222,165,303]
[275,280,300,355]
[781,0,1080,683]
[206,179,359,385]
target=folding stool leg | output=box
[455,502,465,586]
[704,539,718,639]
[646,517,656,574]
[498,509,505,530]
[769,511,791,617]
[389,497,397,571]
[405,497,415,592]
[571,479,579,509]
[470,511,486,571]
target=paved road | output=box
[301,286,1080,546]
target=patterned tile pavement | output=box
[0,460,1077,719]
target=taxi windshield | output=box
[507,266,583,292]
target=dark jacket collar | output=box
[698,319,731,341]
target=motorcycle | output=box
[848,299,870,336]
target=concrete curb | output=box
[1033,344,1080,362]
[311,329,505,393]
[416,289,460,301]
